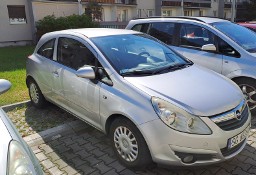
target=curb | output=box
[1,100,31,112]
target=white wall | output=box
[137,0,155,18]
[0,0,33,46]
[32,1,78,21]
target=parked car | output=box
[238,22,256,32]
[26,28,250,168]
[126,17,256,113]
[0,79,43,175]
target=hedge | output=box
[36,14,99,40]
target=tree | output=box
[84,0,103,21]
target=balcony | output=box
[115,0,137,5]
[82,0,115,4]
[162,0,211,8]
[224,2,246,9]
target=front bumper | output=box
[139,111,251,166]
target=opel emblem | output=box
[235,110,242,120]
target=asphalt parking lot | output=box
[8,105,256,175]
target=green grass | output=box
[0,46,35,106]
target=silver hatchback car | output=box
[27,28,250,167]
[126,17,256,112]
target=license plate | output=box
[228,125,250,149]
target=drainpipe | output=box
[155,0,161,16]
[218,0,224,18]
[181,0,184,16]
[78,0,83,15]
[27,0,37,44]
[231,0,236,22]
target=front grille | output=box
[221,140,246,157]
[209,101,249,131]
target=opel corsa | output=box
[26,29,251,168]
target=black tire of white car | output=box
[109,118,152,169]
[235,78,256,114]
[28,80,47,108]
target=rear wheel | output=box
[235,78,256,113]
[109,118,152,169]
[28,80,47,108]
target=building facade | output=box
[0,0,34,47]
[0,0,249,46]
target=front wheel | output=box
[28,80,47,108]
[109,118,152,169]
[235,78,256,113]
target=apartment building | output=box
[156,0,247,19]
[0,0,249,46]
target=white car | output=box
[126,17,256,112]
[0,79,43,175]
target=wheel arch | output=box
[26,75,36,87]
[231,76,256,84]
[105,113,133,135]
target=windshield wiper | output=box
[120,69,154,76]
[152,62,193,75]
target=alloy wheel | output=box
[30,83,39,104]
[113,126,138,162]
[240,84,256,110]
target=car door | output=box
[56,36,101,128]
[216,37,242,77]
[35,38,60,99]
[175,23,223,74]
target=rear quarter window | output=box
[37,39,55,60]
[131,23,149,33]
[148,22,175,45]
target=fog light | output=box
[182,155,194,163]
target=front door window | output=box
[57,37,96,70]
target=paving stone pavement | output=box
[23,112,256,175]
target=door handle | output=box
[52,71,59,77]
[224,60,229,63]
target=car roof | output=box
[131,16,228,24]
[45,28,141,38]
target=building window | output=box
[7,5,27,24]
[199,10,203,16]
[162,10,172,17]
[213,10,217,17]
[184,10,191,16]
[121,10,128,21]
[137,9,142,18]
[147,9,154,17]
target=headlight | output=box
[8,140,37,175]
[151,97,212,135]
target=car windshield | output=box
[212,22,256,53]
[91,34,190,76]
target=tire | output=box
[28,80,47,108]
[109,118,152,169]
[235,78,256,114]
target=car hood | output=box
[124,65,244,116]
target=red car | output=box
[238,22,256,32]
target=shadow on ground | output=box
[22,105,256,175]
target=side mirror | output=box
[76,67,95,79]
[0,79,11,95]
[201,44,216,52]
